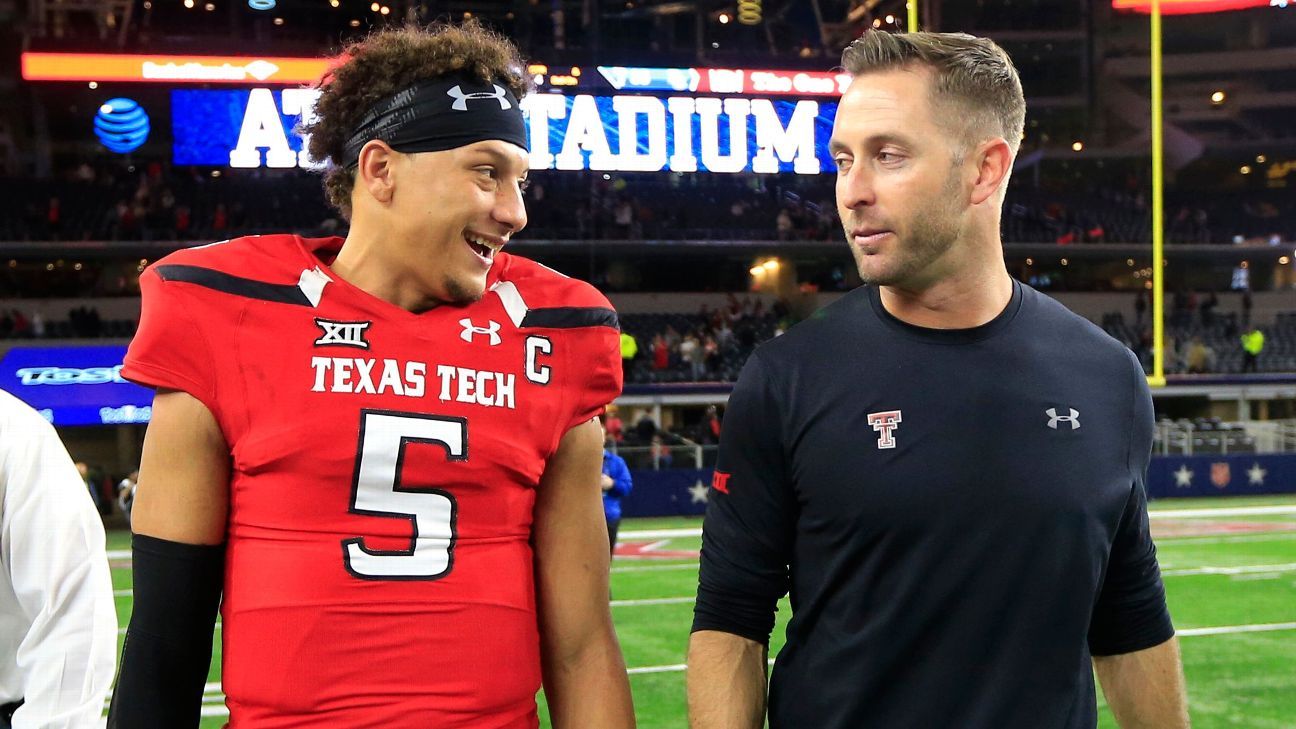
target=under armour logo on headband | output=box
[447,84,512,111]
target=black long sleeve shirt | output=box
[693,281,1174,729]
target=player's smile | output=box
[464,230,506,268]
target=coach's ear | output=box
[968,137,1013,206]
[355,140,397,205]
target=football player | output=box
[109,21,635,728]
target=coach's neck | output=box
[879,223,1014,331]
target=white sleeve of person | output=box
[0,392,118,728]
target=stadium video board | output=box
[171,88,837,174]
[0,346,153,426]
[1112,0,1284,12]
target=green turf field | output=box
[105,495,1296,727]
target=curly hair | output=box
[304,20,531,220]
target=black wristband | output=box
[107,534,224,729]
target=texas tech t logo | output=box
[314,318,371,349]
[867,410,902,449]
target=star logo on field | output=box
[1173,465,1194,488]
[1247,462,1268,485]
[688,479,709,504]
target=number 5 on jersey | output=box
[343,410,463,580]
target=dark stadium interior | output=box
[1,0,1294,444]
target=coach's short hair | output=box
[841,31,1025,157]
[305,20,531,220]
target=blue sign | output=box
[1148,453,1296,499]
[94,98,150,153]
[171,88,836,174]
[0,346,154,426]
[619,457,1296,518]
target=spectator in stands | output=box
[697,405,722,445]
[9,311,28,339]
[1200,291,1218,327]
[776,209,794,240]
[0,391,117,728]
[680,332,703,380]
[614,198,635,238]
[651,333,670,371]
[620,330,639,382]
[633,411,658,444]
[117,470,139,526]
[1241,326,1264,373]
[599,420,633,558]
[649,434,672,469]
[212,203,228,234]
[1185,337,1215,374]
[604,409,624,444]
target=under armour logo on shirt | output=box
[446,84,512,111]
[459,318,502,346]
[1046,408,1081,430]
[867,410,902,449]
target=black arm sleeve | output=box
[1088,354,1174,656]
[692,352,796,645]
[107,534,224,729]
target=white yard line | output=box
[1150,505,1296,518]
[611,563,699,573]
[1178,621,1296,637]
[610,596,694,607]
[619,527,701,539]
[1162,562,1296,576]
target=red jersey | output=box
[122,234,622,727]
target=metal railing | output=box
[608,441,719,470]
[1154,419,1296,456]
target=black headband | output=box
[339,76,528,169]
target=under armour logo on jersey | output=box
[867,410,902,449]
[314,318,371,349]
[459,318,502,346]
[446,84,512,111]
[1046,408,1081,430]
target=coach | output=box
[687,31,1188,729]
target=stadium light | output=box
[1072,141,1084,152]
[370,2,378,9]
[247,0,275,8]
[1256,154,1266,163]
[330,0,339,6]
[1210,90,1226,105]
[718,12,730,23]
[183,0,194,7]
[273,16,284,24]
[1240,165,1252,174]
[88,81,97,89]
[749,266,764,276]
